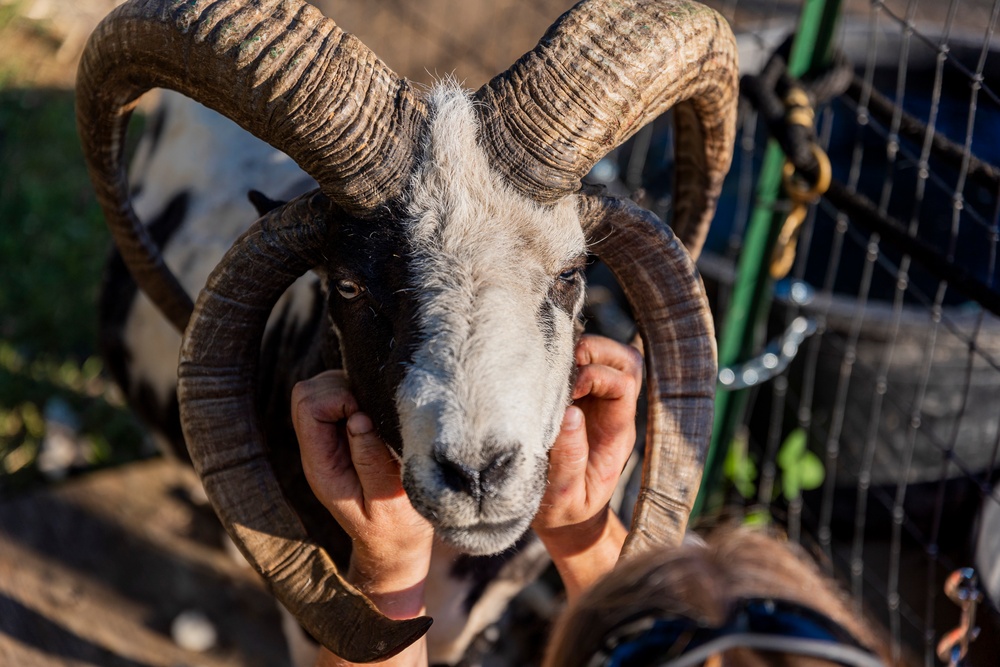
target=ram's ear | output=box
[247,190,286,217]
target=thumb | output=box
[346,412,405,502]
[546,406,589,493]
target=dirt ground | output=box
[0,458,290,666]
[7,0,997,90]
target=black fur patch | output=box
[247,189,284,217]
[537,298,557,350]
[549,266,585,316]
[256,281,354,571]
[98,191,190,458]
[322,216,421,454]
[450,532,534,614]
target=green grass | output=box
[0,86,149,495]
[0,89,108,355]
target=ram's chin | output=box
[435,515,534,556]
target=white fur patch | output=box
[123,91,319,432]
[396,83,586,555]
[425,537,550,664]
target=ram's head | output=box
[76,0,737,661]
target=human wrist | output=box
[535,505,616,559]
[539,508,627,601]
[314,558,429,667]
[347,549,430,619]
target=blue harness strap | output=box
[588,597,885,667]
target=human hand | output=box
[532,335,642,598]
[292,370,434,617]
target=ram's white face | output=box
[396,85,587,555]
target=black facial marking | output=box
[537,298,557,350]
[539,261,585,355]
[247,189,285,217]
[322,215,420,454]
[549,262,585,315]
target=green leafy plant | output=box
[775,427,825,501]
[0,83,149,494]
[723,427,757,499]
[722,426,825,519]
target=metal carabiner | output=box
[771,143,832,279]
[936,568,982,666]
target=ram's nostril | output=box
[433,446,518,501]
[480,450,515,495]
[434,453,481,497]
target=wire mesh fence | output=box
[703,2,999,666]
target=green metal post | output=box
[693,0,843,516]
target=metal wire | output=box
[706,2,1000,665]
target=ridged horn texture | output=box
[177,191,432,663]
[76,0,427,332]
[580,194,717,557]
[475,0,738,258]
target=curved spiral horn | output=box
[475,0,738,258]
[76,0,427,331]
[581,194,717,555]
[177,190,431,662]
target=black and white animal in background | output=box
[77,0,738,662]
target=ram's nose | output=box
[433,446,517,502]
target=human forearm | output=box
[295,374,433,667]
[313,568,428,667]
[538,507,627,602]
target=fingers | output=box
[544,406,589,499]
[345,412,407,505]
[291,370,358,426]
[293,371,402,519]
[572,358,641,402]
[573,335,642,402]
[571,337,639,483]
[575,334,643,386]
[293,372,361,502]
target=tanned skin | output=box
[293,335,641,667]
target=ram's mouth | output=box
[435,517,532,556]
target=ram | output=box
[77,0,738,663]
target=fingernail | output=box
[347,412,373,437]
[562,406,583,431]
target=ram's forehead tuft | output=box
[406,81,584,273]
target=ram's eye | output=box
[336,279,364,300]
[558,267,581,284]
